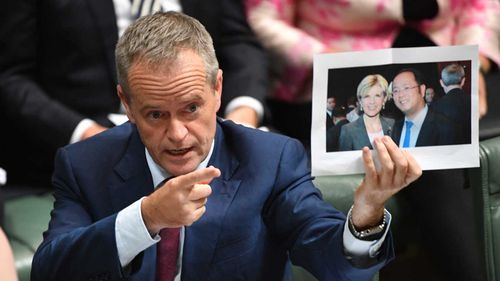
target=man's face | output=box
[392,71,426,119]
[425,89,435,103]
[119,49,222,176]
[327,97,336,111]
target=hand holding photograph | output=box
[311,45,478,176]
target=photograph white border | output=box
[311,45,479,176]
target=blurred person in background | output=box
[425,87,436,106]
[326,105,349,152]
[244,0,499,147]
[0,0,268,190]
[326,96,336,131]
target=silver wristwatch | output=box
[347,207,388,240]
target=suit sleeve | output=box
[263,138,393,280]
[216,0,269,113]
[0,0,85,148]
[31,148,124,281]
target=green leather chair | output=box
[470,136,500,281]
[4,194,53,281]
[4,136,500,281]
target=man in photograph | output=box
[390,68,459,147]
[433,63,471,144]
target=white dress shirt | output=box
[115,140,214,280]
[399,105,429,148]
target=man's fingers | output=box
[402,150,422,185]
[185,206,207,226]
[175,166,221,189]
[381,137,408,187]
[362,146,377,181]
[189,184,212,201]
[191,197,208,208]
[373,138,394,185]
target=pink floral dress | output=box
[245,0,500,102]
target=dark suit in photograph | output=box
[0,0,267,188]
[338,116,394,151]
[391,109,460,147]
[31,119,392,281]
[326,119,349,152]
[431,88,471,144]
[326,112,335,131]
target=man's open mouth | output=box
[167,147,191,156]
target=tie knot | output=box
[156,176,175,189]
[405,120,413,129]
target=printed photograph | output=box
[311,46,479,176]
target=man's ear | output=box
[117,85,136,123]
[214,69,223,111]
[460,77,465,87]
[439,79,445,88]
[419,84,426,98]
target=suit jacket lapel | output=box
[392,119,403,145]
[109,126,154,212]
[106,125,156,280]
[182,122,241,280]
[357,117,371,148]
[381,117,393,136]
[86,0,118,84]
[416,110,435,147]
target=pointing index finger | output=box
[176,166,221,188]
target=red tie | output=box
[156,227,180,281]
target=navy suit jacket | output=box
[338,116,394,151]
[391,109,461,147]
[32,119,392,281]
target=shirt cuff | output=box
[224,96,264,123]
[70,119,96,144]
[342,210,392,258]
[115,197,160,267]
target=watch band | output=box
[347,207,388,241]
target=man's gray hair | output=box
[115,11,219,100]
[441,63,465,86]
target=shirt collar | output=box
[145,139,215,188]
[405,104,428,129]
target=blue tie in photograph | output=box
[402,120,414,148]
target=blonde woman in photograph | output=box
[339,74,394,151]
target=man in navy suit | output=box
[32,12,421,281]
[390,68,460,147]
